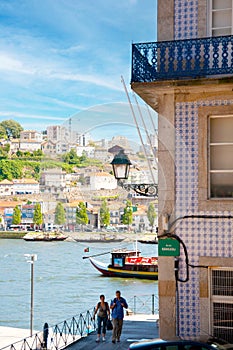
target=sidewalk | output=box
[0,327,36,349]
[0,315,159,350]
[66,314,159,350]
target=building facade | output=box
[131,0,233,341]
[40,168,70,194]
[0,178,39,196]
[13,179,40,195]
[89,171,117,191]
[19,130,43,151]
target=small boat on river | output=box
[138,238,158,244]
[75,232,125,243]
[23,232,67,242]
[86,248,158,280]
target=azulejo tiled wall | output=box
[174,0,198,39]
[175,99,233,337]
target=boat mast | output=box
[136,239,138,256]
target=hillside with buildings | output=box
[0,120,158,234]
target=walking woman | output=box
[93,294,110,342]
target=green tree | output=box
[54,202,66,225]
[122,200,133,229]
[99,199,110,227]
[0,120,23,139]
[33,203,43,228]
[0,125,7,139]
[16,150,23,158]
[63,148,80,165]
[12,205,21,225]
[76,202,88,226]
[0,160,23,180]
[79,151,87,163]
[0,145,10,159]
[33,149,43,157]
[147,202,157,232]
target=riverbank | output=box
[0,230,157,242]
[68,231,157,243]
[0,231,26,239]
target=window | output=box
[210,268,233,342]
[209,115,233,198]
[208,0,233,36]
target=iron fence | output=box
[0,309,95,350]
[0,294,158,350]
[132,34,233,83]
[127,293,159,315]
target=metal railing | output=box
[0,294,158,350]
[131,34,233,83]
[127,294,159,315]
[0,309,95,350]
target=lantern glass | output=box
[111,150,131,180]
[112,163,130,180]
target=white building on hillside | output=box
[90,171,117,191]
[0,178,39,196]
[47,125,77,143]
[20,130,43,142]
[13,179,40,194]
[40,168,70,193]
[76,146,95,157]
[19,130,43,152]
[0,179,14,196]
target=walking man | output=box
[110,290,128,343]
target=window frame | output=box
[209,267,233,342]
[207,0,233,37]
[198,105,233,212]
[208,115,233,199]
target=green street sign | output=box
[158,238,180,256]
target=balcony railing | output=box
[131,35,233,83]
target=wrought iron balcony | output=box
[131,35,233,83]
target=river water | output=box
[0,239,158,331]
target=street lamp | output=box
[111,149,131,180]
[24,254,37,336]
[111,150,158,197]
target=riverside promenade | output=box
[66,314,159,350]
[0,314,159,350]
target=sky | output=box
[0,0,157,142]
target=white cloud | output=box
[0,49,123,92]
[0,0,156,129]
[0,53,34,74]
[51,45,85,55]
[0,111,66,121]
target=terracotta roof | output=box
[66,200,83,207]
[0,179,13,185]
[92,172,113,177]
[13,178,39,184]
[21,130,39,133]
[0,201,25,208]
[20,140,42,143]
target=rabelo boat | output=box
[87,248,158,280]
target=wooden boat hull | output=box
[23,233,67,241]
[75,238,124,243]
[89,257,158,280]
[138,240,158,244]
[24,237,67,242]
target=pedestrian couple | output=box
[93,290,128,343]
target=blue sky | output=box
[0,0,157,141]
